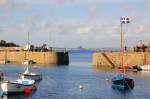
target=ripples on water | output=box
[0,51,150,99]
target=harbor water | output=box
[1,51,150,99]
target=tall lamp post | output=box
[120,17,130,75]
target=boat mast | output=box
[27,32,30,72]
[27,32,29,59]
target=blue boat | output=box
[112,74,134,90]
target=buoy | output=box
[79,85,83,89]
[105,78,109,81]
[105,78,110,83]
[24,87,31,94]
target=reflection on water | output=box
[93,65,150,77]
[1,92,35,99]
[93,66,115,72]
[130,71,150,77]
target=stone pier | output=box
[92,52,149,68]
[0,51,69,65]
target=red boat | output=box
[0,71,4,81]
[118,64,141,71]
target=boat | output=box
[132,65,142,71]
[20,32,42,81]
[112,74,134,90]
[112,17,135,90]
[19,65,42,81]
[1,79,36,95]
[0,71,4,81]
[140,49,150,71]
[118,64,142,71]
[140,65,150,71]
[22,60,35,65]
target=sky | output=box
[0,0,150,48]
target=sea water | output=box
[0,51,150,99]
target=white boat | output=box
[19,64,42,81]
[1,79,36,95]
[140,65,150,70]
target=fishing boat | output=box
[19,65,42,81]
[1,79,36,95]
[20,32,42,81]
[112,17,135,90]
[112,74,134,90]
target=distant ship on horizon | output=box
[68,46,120,52]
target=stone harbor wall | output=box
[92,52,148,68]
[0,51,69,65]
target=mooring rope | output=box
[123,78,141,99]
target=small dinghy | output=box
[112,74,134,90]
[140,65,150,71]
[1,79,36,95]
[19,64,42,81]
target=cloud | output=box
[2,16,150,48]
[0,0,7,5]
[12,0,80,5]
[88,4,98,19]
[0,16,121,47]
[77,27,91,34]
[0,0,150,48]
[0,0,31,22]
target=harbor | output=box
[0,0,150,98]
[0,41,69,97]
[0,51,150,99]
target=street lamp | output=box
[120,17,130,75]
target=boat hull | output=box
[1,81,36,95]
[118,65,142,71]
[112,83,126,90]
[112,75,134,90]
[140,65,150,70]
[20,74,42,81]
[22,60,35,65]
